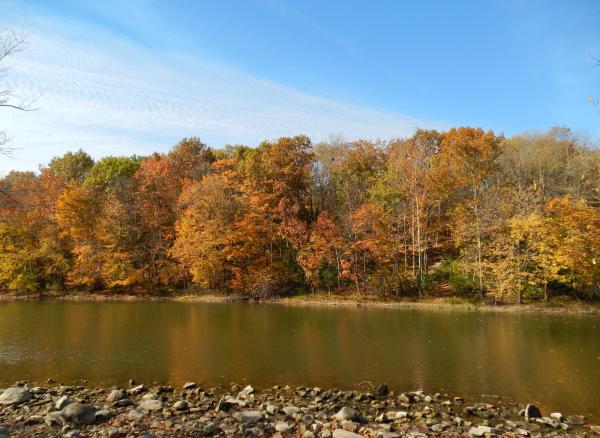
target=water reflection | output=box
[0,301,598,419]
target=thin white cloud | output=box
[0,15,443,175]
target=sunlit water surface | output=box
[0,301,598,419]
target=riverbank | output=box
[2,290,600,315]
[0,381,597,437]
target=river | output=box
[0,301,598,419]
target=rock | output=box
[283,406,302,416]
[45,411,64,426]
[128,384,145,395]
[590,425,600,434]
[430,423,444,432]
[378,433,400,438]
[333,407,357,421]
[55,395,72,410]
[63,431,82,438]
[61,402,97,425]
[265,403,279,414]
[524,404,542,420]
[234,410,264,424]
[24,415,44,425]
[173,400,189,411]
[100,428,123,438]
[31,386,47,395]
[469,425,492,436]
[550,412,563,421]
[112,398,135,408]
[239,384,254,397]
[139,398,163,412]
[332,430,363,438]
[0,386,32,405]
[375,383,388,396]
[566,415,585,426]
[215,397,235,412]
[275,421,292,432]
[183,382,196,390]
[95,409,110,420]
[128,407,146,420]
[303,432,315,438]
[424,395,432,403]
[106,389,126,402]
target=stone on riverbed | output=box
[333,429,363,438]
[283,406,302,416]
[233,410,264,424]
[0,426,9,438]
[334,407,358,421]
[55,395,72,410]
[0,386,32,405]
[173,400,189,411]
[106,389,126,403]
[275,421,292,432]
[139,398,162,412]
[566,415,585,426]
[524,404,542,420]
[183,382,196,390]
[61,402,96,425]
[375,383,388,396]
[469,425,492,436]
[128,407,146,420]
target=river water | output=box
[0,301,598,419]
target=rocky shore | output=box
[0,382,598,437]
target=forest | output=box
[1,126,599,303]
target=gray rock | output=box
[106,389,126,403]
[0,386,32,405]
[55,395,71,410]
[173,400,189,411]
[128,407,146,420]
[566,415,585,426]
[62,431,82,438]
[275,421,291,432]
[139,398,163,412]
[233,410,264,424]
[128,384,145,395]
[265,403,279,414]
[201,421,218,435]
[45,411,64,426]
[61,403,96,425]
[95,409,111,420]
[183,382,196,390]
[378,433,400,438]
[550,412,563,421]
[430,423,444,432]
[0,426,9,438]
[375,383,388,396]
[283,406,302,416]
[239,384,254,397]
[469,425,492,436]
[524,404,542,420]
[333,407,357,421]
[100,428,123,438]
[112,398,135,408]
[24,415,44,425]
[332,430,363,438]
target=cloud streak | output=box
[0,16,442,174]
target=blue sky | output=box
[1,0,599,173]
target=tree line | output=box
[1,127,599,302]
